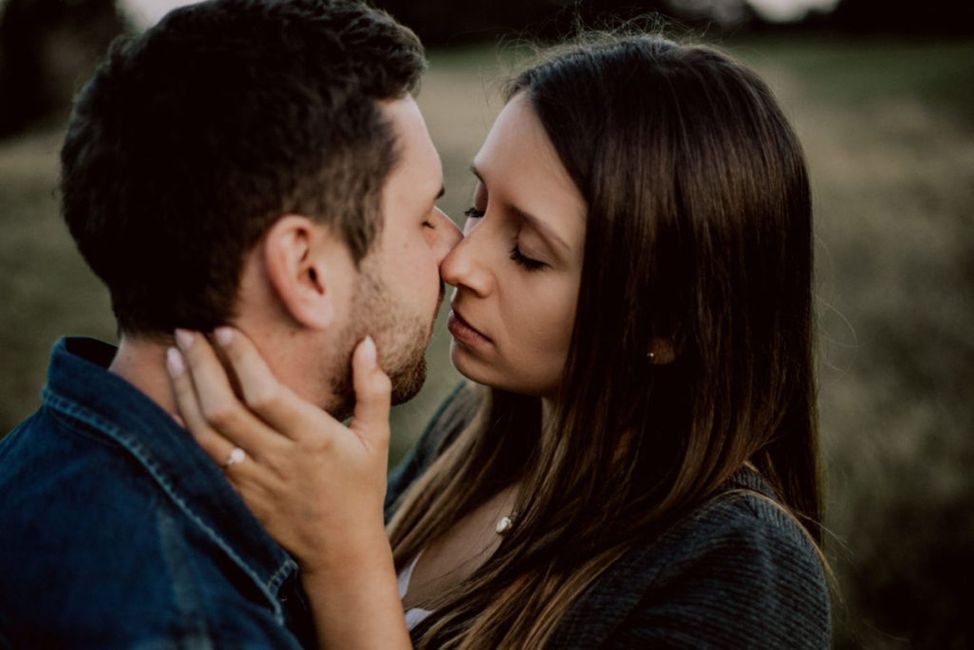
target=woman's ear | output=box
[647,337,676,365]
[260,215,344,330]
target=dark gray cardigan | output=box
[385,385,831,649]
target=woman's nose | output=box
[440,223,491,296]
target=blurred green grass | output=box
[1,35,972,648]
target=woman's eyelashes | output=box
[464,204,548,271]
[509,244,546,271]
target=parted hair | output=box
[60,0,424,335]
[389,34,823,648]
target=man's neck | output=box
[108,329,343,426]
[109,335,180,421]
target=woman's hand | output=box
[166,327,392,575]
[165,327,410,649]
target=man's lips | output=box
[447,308,491,345]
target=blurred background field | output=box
[1,0,973,646]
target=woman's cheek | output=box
[510,278,578,385]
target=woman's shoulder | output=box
[666,469,824,564]
[625,470,829,592]
[555,469,832,649]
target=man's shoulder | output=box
[2,413,145,638]
[0,407,306,649]
[0,403,153,510]
[0,407,182,625]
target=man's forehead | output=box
[381,96,443,199]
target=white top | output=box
[397,551,434,631]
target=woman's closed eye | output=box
[509,244,546,271]
[464,205,548,271]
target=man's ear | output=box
[260,215,348,330]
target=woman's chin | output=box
[450,340,481,380]
[449,342,554,398]
[450,340,503,388]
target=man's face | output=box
[329,97,461,412]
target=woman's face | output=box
[441,93,587,397]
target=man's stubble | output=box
[326,259,442,420]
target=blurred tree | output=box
[0,0,125,137]
[372,0,679,45]
[0,0,774,137]
[827,0,974,34]
[665,0,757,27]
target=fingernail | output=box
[362,336,377,367]
[175,329,194,350]
[214,327,234,346]
[166,347,185,377]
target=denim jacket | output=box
[0,338,316,649]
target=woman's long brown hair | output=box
[387,34,822,648]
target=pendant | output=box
[495,515,514,535]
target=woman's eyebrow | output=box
[513,207,571,254]
[421,185,445,218]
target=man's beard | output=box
[326,266,442,420]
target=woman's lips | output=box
[447,309,491,346]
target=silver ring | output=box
[223,447,246,469]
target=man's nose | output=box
[430,208,462,262]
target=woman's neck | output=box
[401,483,519,610]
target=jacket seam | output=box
[42,388,293,624]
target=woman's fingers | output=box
[172,329,286,455]
[168,345,300,535]
[348,336,392,450]
[166,346,253,472]
[211,326,326,437]
[166,330,395,578]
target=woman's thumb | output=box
[350,336,392,445]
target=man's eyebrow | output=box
[426,185,445,213]
[470,162,571,254]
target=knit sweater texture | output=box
[386,384,832,649]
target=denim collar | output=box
[41,337,298,623]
